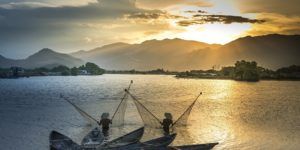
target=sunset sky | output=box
[0,0,299,58]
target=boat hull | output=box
[172,143,219,150]
[49,131,81,150]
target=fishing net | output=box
[75,106,99,127]
[126,91,162,128]
[61,94,99,127]
[111,81,133,127]
[61,83,132,128]
[172,100,196,127]
[172,93,202,127]
[127,91,201,128]
[132,97,162,128]
[111,94,128,127]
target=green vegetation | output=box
[276,65,300,80]
[47,62,105,76]
[1,60,299,81]
[0,62,105,78]
[78,62,105,75]
[70,67,79,76]
[0,68,10,78]
[233,60,259,81]
[51,65,71,76]
[176,60,300,82]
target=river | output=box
[0,75,299,150]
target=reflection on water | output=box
[0,75,299,150]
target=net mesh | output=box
[61,95,99,127]
[111,81,133,127]
[61,88,131,128]
[172,100,196,127]
[111,94,128,127]
[127,91,201,128]
[132,98,162,128]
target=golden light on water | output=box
[209,80,234,101]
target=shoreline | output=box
[175,75,300,81]
[1,73,300,81]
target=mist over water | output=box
[0,75,299,150]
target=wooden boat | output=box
[49,131,81,150]
[171,142,219,150]
[102,133,177,150]
[95,127,144,149]
[81,127,104,147]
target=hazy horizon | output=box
[0,35,258,59]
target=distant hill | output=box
[71,39,221,70]
[0,48,84,69]
[71,34,300,71]
[2,34,299,71]
[213,34,300,69]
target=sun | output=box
[178,23,252,44]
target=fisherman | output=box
[97,113,112,136]
[161,112,173,134]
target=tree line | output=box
[0,62,105,78]
[176,60,300,81]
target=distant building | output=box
[79,70,90,75]
[10,66,25,77]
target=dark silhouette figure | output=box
[98,113,112,136]
[161,113,173,134]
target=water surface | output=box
[0,75,299,149]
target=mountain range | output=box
[1,34,299,70]
[0,48,83,69]
[71,34,300,70]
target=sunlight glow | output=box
[178,23,251,44]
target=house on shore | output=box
[78,70,91,75]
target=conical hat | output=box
[164,113,172,119]
[101,113,109,119]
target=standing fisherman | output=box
[98,113,112,136]
[161,113,173,134]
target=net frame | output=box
[126,90,162,128]
[126,91,202,128]
[111,80,133,127]
[61,94,99,127]
[172,92,202,127]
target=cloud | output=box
[184,10,207,14]
[231,0,300,37]
[144,31,161,35]
[234,0,300,16]
[136,0,212,9]
[232,0,300,37]
[245,13,300,36]
[0,0,97,8]
[177,14,265,26]
[124,11,184,20]
[0,0,159,57]
[0,2,56,9]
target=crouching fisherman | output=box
[161,112,173,134]
[98,113,112,136]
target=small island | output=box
[176,60,300,81]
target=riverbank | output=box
[175,74,300,81]
[176,61,300,82]
[1,60,299,81]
